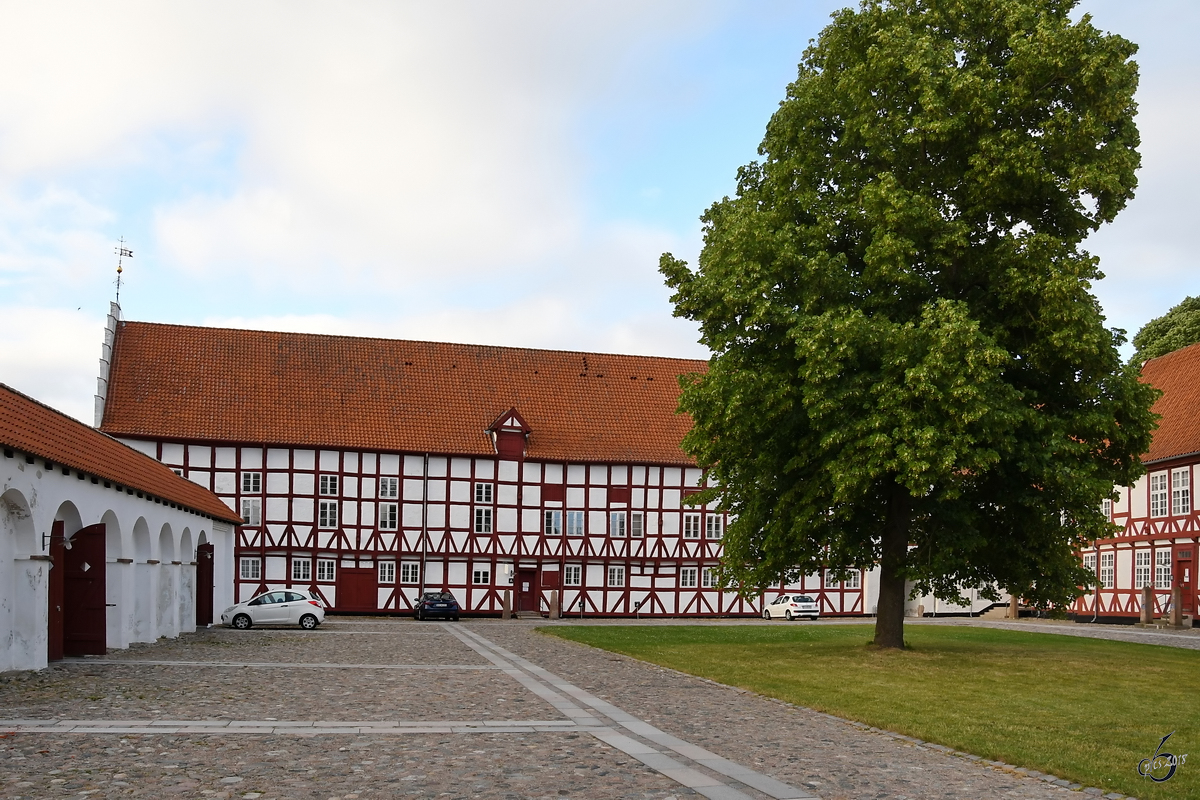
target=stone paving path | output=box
[0,617,1141,799]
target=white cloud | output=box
[0,307,105,424]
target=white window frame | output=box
[292,558,311,582]
[1083,553,1097,576]
[474,482,493,504]
[1172,468,1190,516]
[319,474,339,496]
[378,561,395,584]
[563,564,582,586]
[1156,550,1173,589]
[1099,552,1114,590]
[701,567,718,588]
[318,499,338,529]
[1150,472,1169,518]
[239,557,261,581]
[607,565,625,587]
[379,476,399,499]
[1135,551,1151,589]
[683,513,701,539]
[824,570,841,589]
[679,567,698,588]
[400,562,420,584]
[474,507,492,534]
[566,510,584,536]
[544,510,562,536]
[1101,498,1112,520]
[610,511,626,538]
[705,515,723,539]
[472,568,491,585]
[241,497,261,526]
[630,512,644,538]
[241,471,261,494]
[317,559,336,582]
[379,501,399,531]
[844,570,861,590]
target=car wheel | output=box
[299,614,318,630]
[762,609,771,620]
[232,614,252,630]
[453,615,459,621]
[785,610,794,621]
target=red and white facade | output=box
[1075,342,1200,623]
[98,315,870,618]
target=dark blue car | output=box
[414,591,460,621]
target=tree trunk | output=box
[873,481,910,649]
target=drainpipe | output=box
[419,454,429,596]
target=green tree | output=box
[1133,296,1200,363]
[661,0,1158,649]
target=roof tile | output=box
[1141,341,1200,463]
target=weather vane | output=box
[114,237,132,306]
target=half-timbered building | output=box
[95,308,872,618]
[1076,342,1200,623]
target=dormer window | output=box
[487,408,532,460]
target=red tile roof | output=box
[1141,342,1200,463]
[100,322,708,465]
[0,383,242,523]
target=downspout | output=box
[419,453,429,595]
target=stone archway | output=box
[0,488,40,672]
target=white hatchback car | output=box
[222,590,326,630]
[762,594,820,621]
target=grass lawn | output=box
[542,624,1199,800]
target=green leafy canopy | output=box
[1133,295,1200,363]
[661,0,1159,623]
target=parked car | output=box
[414,591,460,621]
[762,594,820,621]
[221,590,325,630]
[304,589,328,609]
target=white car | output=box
[762,594,820,621]
[222,590,326,630]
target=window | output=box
[292,558,311,582]
[475,482,493,504]
[317,559,336,582]
[1101,498,1112,520]
[680,567,698,588]
[473,568,491,585]
[379,476,399,499]
[844,570,861,590]
[610,511,626,538]
[566,510,584,536]
[607,565,625,587]
[379,502,399,531]
[319,500,338,529]
[824,570,840,589]
[319,474,339,496]
[1150,472,1169,517]
[563,564,582,586]
[1135,551,1151,589]
[239,557,261,581]
[683,513,701,539]
[701,567,718,588]
[1083,553,1096,576]
[1099,552,1114,589]
[1172,469,1191,516]
[544,510,562,536]
[401,562,420,584]
[241,498,261,526]
[705,515,723,539]
[1156,550,1173,589]
[242,472,261,494]
[630,512,644,538]
[172,468,183,477]
[474,507,492,534]
[379,561,395,584]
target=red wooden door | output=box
[196,543,214,626]
[47,521,65,662]
[336,567,377,612]
[1174,544,1195,615]
[516,569,539,612]
[64,524,107,656]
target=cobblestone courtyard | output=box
[0,618,1143,799]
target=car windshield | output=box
[796,596,814,603]
[423,592,455,602]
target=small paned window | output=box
[1083,553,1097,575]
[1101,498,1112,520]
[242,472,262,494]
[609,511,626,538]
[319,474,339,496]
[239,557,261,581]
[1100,552,1114,590]
[680,567,697,588]
[630,512,644,538]
[475,482,493,504]
[544,510,562,536]
[401,562,420,584]
[843,570,861,590]
[701,567,718,589]
[1172,468,1191,516]
[318,500,338,529]
[379,476,399,499]
[241,498,261,526]
[379,502,399,531]
[1156,550,1173,589]
[379,561,395,584]
[705,516,723,539]
[1150,472,1169,518]
[824,570,840,589]
[563,564,582,586]
[474,507,492,534]
[682,513,701,539]
[473,568,491,585]
[566,510,584,536]
[607,565,625,587]
[172,468,183,477]
[1135,551,1151,589]
[317,559,336,582]
[292,558,311,582]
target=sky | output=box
[1,1,1197,424]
